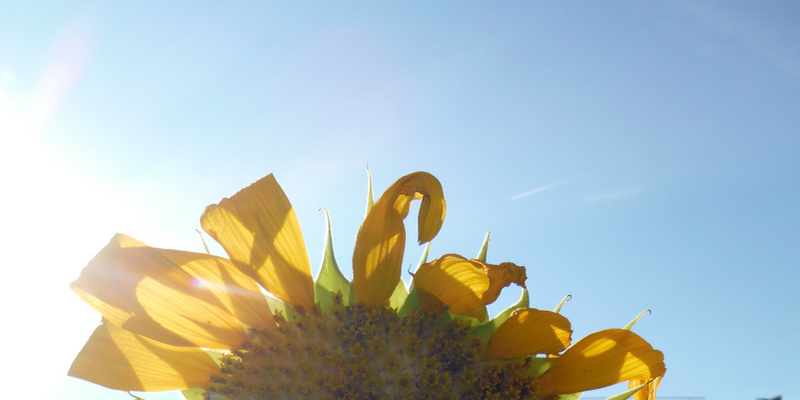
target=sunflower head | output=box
[69,171,665,400]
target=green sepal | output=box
[527,356,555,375]
[554,294,572,314]
[365,167,374,215]
[396,242,431,315]
[266,296,299,321]
[182,387,205,400]
[556,393,583,400]
[397,286,420,316]
[599,379,651,400]
[623,309,651,330]
[476,231,490,262]
[314,208,356,311]
[388,280,409,309]
[471,287,529,343]
[181,351,225,400]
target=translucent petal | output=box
[353,172,445,307]
[538,329,666,395]
[71,234,247,349]
[69,322,218,392]
[629,375,663,400]
[413,254,490,321]
[165,248,273,330]
[201,174,315,309]
[486,308,572,359]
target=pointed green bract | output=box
[600,379,650,400]
[266,296,299,321]
[471,287,529,343]
[314,209,356,311]
[396,242,431,315]
[554,294,572,314]
[476,231,490,262]
[557,393,583,400]
[365,167,374,215]
[388,280,409,309]
[397,287,419,316]
[623,309,651,330]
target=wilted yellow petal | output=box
[486,308,572,359]
[71,234,247,349]
[538,329,666,395]
[478,260,527,305]
[69,322,218,392]
[630,374,663,400]
[353,172,445,308]
[413,254,490,321]
[201,174,315,309]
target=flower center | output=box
[203,294,553,400]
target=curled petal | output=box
[353,172,446,308]
[538,329,666,395]
[71,234,247,349]
[478,260,527,304]
[486,308,572,359]
[201,174,315,309]
[413,254,490,321]
[69,322,218,392]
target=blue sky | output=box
[2,2,798,399]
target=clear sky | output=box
[2,2,798,400]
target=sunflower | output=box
[69,172,665,400]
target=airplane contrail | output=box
[510,174,585,201]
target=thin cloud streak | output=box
[511,174,584,201]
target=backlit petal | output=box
[165,249,273,330]
[201,174,315,309]
[353,172,445,307]
[478,260,527,305]
[538,329,666,395]
[630,374,663,400]
[486,308,572,359]
[413,254,490,321]
[69,322,218,392]
[71,234,247,349]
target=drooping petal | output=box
[630,374,663,400]
[538,329,666,395]
[71,234,247,349]
[353,172,445,308]
[69,322,218,392]
[413,254,490,321]
[200,174,315,309]
[478,260,527,305]
[486,308,572,359]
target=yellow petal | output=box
[630,374,664,400]
[353,172,445,307]
[201,174,315,309]
[71,234,247,349]
[163,248,273,330]
[486,308,572,359]
[538,328,666,395]
[413,254,490,321]
[69,322,218,392]
[477,260,527,305]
